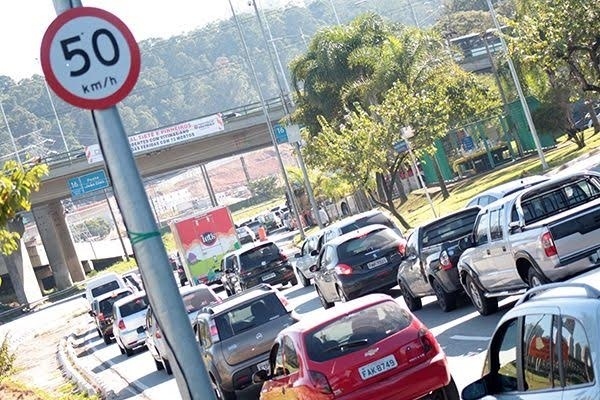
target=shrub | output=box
[0,334,15,378]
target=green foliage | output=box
[162,232,176,253]
[247,176,283,200]
[104,259,138,275]
[0,334,15,378]
[434,10,491,39]
[0,161,48,255]
[286,166,352,201]
[83,218,111,240]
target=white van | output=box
[85,272,128,306]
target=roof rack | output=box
[516,282,600,306]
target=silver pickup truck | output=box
[458,171,600,315]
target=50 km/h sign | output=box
[40,7,140,110]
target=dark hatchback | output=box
[224,241,297,293]
[311,224,405,309]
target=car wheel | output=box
[435,377,459,400]
[117,342,125,355]
[96,328,102,338]
[125,345,134,357]
[164,358,173,375]
[211,378,236,400]
[290,276,298,287]
[316,286,334,309]
[466,275,497,316]
[103,334,112,345]
[154,358,164,371]
[298,271,310,287]
[431,279,457,312]
[400,281,422,311]
[337,286,350,302]
[528,269,547,288]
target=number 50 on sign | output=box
[40,7,140,110]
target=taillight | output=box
[418,328,437,356]
[118,320,126,330]
[209,319,220,342]
[440,250,453,271]
[398,240,407,256]
[279,253,288,262]
[335,264,353,275]
[541,232,557,257]
[155,329,162,339]
[308,370,333,394]
[97,312,105,321]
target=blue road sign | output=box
[68,169,110,197]
[274,124,288,144]
[462,136,475,152]
[393,140,409,154]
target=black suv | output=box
[222,241,297,294]
[195,284,296,399]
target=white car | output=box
[112,291,149,356]
[145,284,220,374]
[84,272,128,307]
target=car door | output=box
[487,206,522,289]
[467,210,495,289]
[262,336,302,399]
[399,230,431,297]
[317,245,338,301]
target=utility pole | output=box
[0,101,21,164]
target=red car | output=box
[253,293,458,400]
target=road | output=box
[1,228,516,399]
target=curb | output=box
[57,333,116,399]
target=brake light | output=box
[398,240,407,255]
[97,312,105,321]
[541,232,557,257]
[335,264,353,275]
[209,319,220,342]
[118,320,126,330]
[418,328,437,356]
[156,329,162,339]
[440,250,453,271]
[279,253,288,262]
[308,370,333,394]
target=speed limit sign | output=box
[40,7,140,110]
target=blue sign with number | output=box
[274,124,288,144]
[393,140,408,154]
[462,136,475,151]
[68,169,110,197]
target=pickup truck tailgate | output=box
[549,202,600,263]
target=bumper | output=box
[218,353,270,392]
[243,266,296,288]
[434,269,462,293]
[119,328,147,349]
[338,265,399,299]
[337,352,451,400]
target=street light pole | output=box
[0,101,21,164]
[43,78,70,154]
[485,0,548,170]
[328,0,341,25]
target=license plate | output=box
[262,273,276,281]
[257,360,270,371]
[367,257,387,269]
[359,354,398,380]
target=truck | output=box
[170,206,240,286]
[458,171,600,315]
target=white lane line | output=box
[450,335,491,341]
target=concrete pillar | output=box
[1,218,43,305]
[32,200,85,289]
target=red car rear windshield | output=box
[305,301,412,362]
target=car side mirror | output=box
[461,377,489,400]
[294,252,301,258]
[88,310,95,317]
[459,235,474,250]
[309,264,319,273]
[508,221,522,233]
[81,293,86,299]
[310,250,319,257]
[224,268,232,274]
[252,369,269,383]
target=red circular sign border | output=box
[40,7,141,110]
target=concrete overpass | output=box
[4,98,289,305]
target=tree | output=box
[0,160,48,255]
[286,166,353,202]
[247,176,283,200]
[85,217,111,240]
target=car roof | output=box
[232,240,277,256]
[420,206,480,230]
[113,291,147,308]
[282,293,393,335]
[471,175,549,199]
[96,288,133,302]
[179,283,213,296]
[516,269,600,307]
[326,209,387,230]
[86,271,122,285]
[324,224,392,247]
[200,285,275,316]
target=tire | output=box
[400,281,422,311]
[431,279,457,312]
[103,334,112,345]
[124,345,134,357]
[211,378,236,400]
[290,276,298,287]
[437,377,460,400]
[528,268,548,288]
[164,358,173,375]
[316,286,334,309]
[96,328,102,338]
[337,286,350,303]
[466,275,498,316]
[298,271,310,287]
[154,358,164,371]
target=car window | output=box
[489,208,503,241]
[283,336,299,374]
[182,288,218,313]
[339,212,396,234]
[523,314,560,391]
[305,301,411,362]
[91,281,121,298]
[474,212,490,246]
[337,228,397,258]
[561,316,594,386]
[421,211,478,247]
[322,246,335,265]
[119,296,149,318]
[197,319,209,347]
[270,342,285,377]
[489,318,519,392]
[99,291,132,316]
[213,293,287,341]
[239,243,280,270]
[405,232,417,256]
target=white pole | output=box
[329,0,341,25]
[43,78,70,154]
[0,101,21,164]
[402,127,437,217]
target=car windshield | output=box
[91,281,120,298]
[236,228,248,236]
[339,213,395,234]
[337,228,397,258]
[305,301,412,362]
[182,288,218,313]
[421,211,479,247]
[119,296,149,318]
[99,292,131,316]
[213,293,286,341]
[239,243,280,270]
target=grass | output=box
[0,378,98,400]
[397,129,600,230]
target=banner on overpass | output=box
[85,113,225,163]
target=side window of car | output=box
[489,208,503,241]
[474,212,490,245]
[488,318,519,393]
[522,314,560,391]
[322,246,334,267]
[283,336,299,374]
[405,232,418,256]
[272,342,286,378]
[561,316,594,387]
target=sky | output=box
[0,0,281,80]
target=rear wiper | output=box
[324,339,368,352]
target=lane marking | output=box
[450,335,491,341]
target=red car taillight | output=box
[418,328,437,357]
[398,240,407,256]
[97,312,105,321]
[335,264,353,275]
[209,319,220,342]
[439,250,453,271]
[279,252,288,262]
[308,370,333,394]
[118,319,126,330]
[541,232,557,257]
